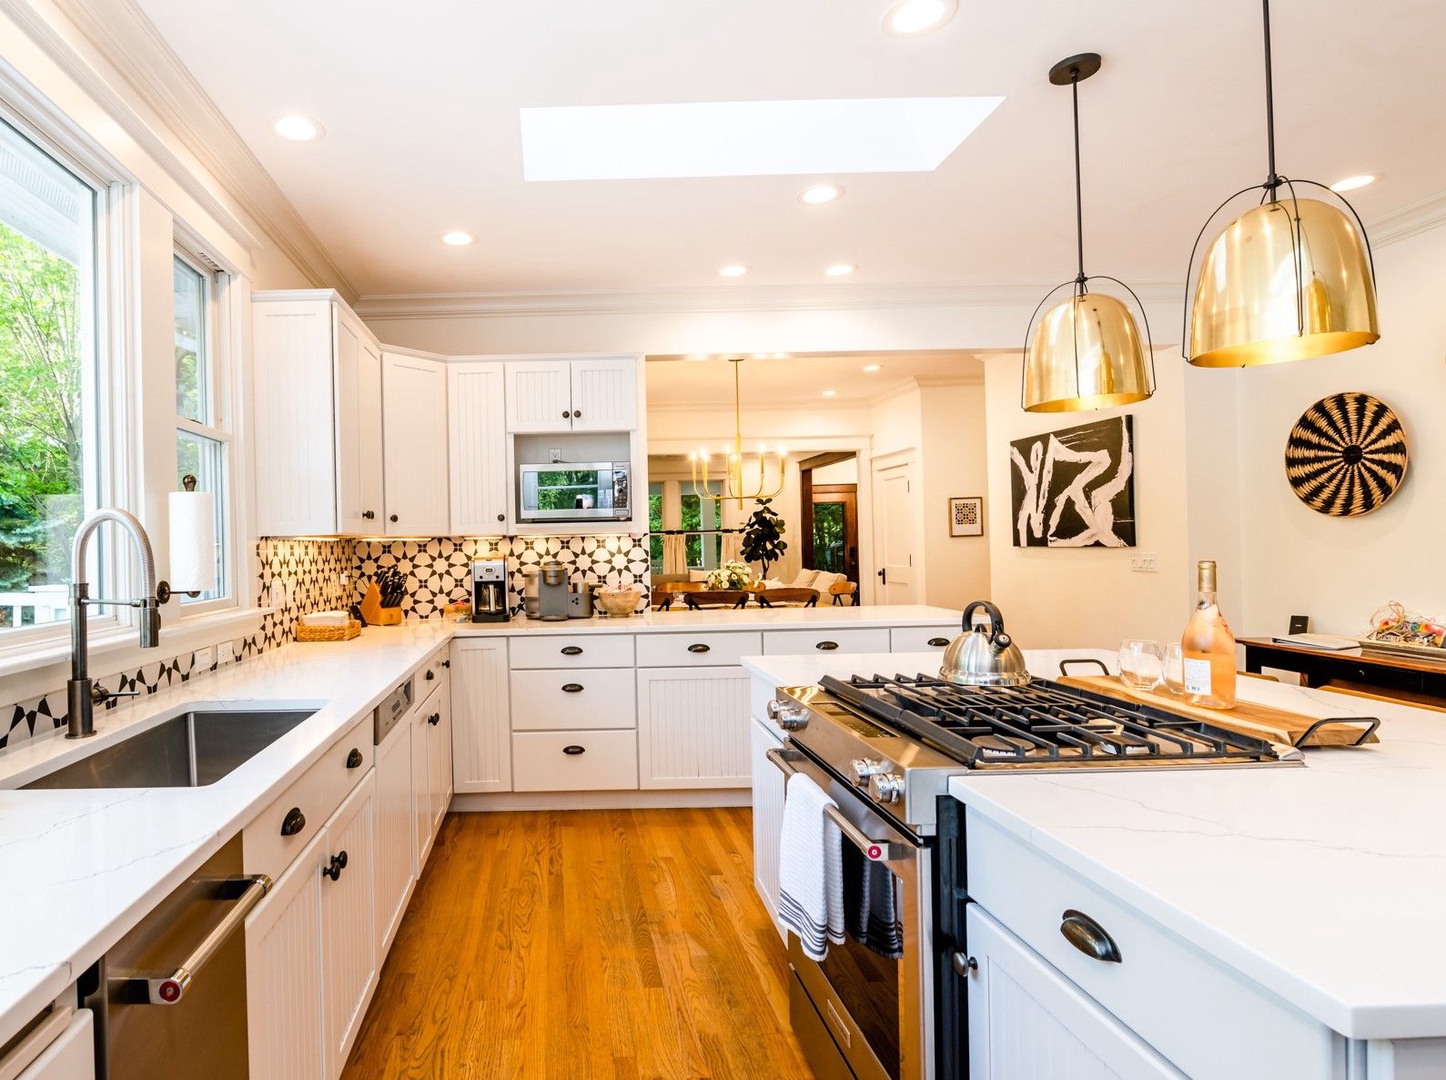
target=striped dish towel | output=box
[777,772,844,960]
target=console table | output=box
[1241,636,1446,707]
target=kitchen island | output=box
[742,649,1446,1079]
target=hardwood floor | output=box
[342,808,815,1079]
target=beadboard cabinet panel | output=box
[451,639,511,793]
[569,356,638,431]
[321,775,377,1080]
[382,353,449,537]
[637,668,752,789]
[750,716,785,940]
[447,363,508,534]
[503,360,573,433]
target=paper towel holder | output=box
[157,474,204,602]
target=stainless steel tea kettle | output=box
[939,600,1032,687]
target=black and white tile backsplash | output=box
[1,534,646,749]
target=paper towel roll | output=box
[169,489,217,594]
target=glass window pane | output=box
[0,119,95,630]
[173,257,206,423]
[177,432,227,603]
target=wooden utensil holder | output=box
[360,582,403,626]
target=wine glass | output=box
[1118,639,1164,689]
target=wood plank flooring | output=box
[341,808,815,1079]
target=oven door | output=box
[768,746,933,1080]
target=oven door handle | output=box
[766,748,906,863]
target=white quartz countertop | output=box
[740,649,1446,1042]
[454,603,961,635]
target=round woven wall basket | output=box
[1284,392,1409,517]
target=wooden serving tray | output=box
[1057,675,1380,748]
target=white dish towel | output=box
[777,772,845,961]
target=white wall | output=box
[1234,224,1446,638]
[811,458,858,485]
[919,383,991,612]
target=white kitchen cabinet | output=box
[373,709,414,958]
[427,678,453,838]
[966,904,1186,1080]
[447,361,508,533]
[246,829,326,1080]
[750,716,785,939]
[253,292,384,535]
[382,351,450,537]
[503,356,638,433]
[321,774,377,1079]
[411,706,433,873]
[637,667,751,789]
[451,639,511,793]
[0,1006,93,1080]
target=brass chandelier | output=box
[1184,0,1380,367]
[1021,53,1155,413]
[690,357,785,507]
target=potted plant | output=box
[740,498,788,580]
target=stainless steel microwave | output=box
[518,461,631,523]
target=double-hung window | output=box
[172,251,232,609]
[0,115,100,636]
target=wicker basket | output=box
[295,619,361,643]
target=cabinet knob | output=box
[427,711,441,726]
[362,510,375,520]
[562,410,571,419]
[497,513,505,522]
[323,850,349,882]
[951,953,978,978]
[425,669,435,681]
[280,807,306,837]
[442,660,451,669]
[562,745,586,756]
[345,748,363,769]
[572,410,581,419]
[389,514,399,523]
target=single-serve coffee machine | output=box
[538,560,571,622]
[471,559,509,623]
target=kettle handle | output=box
[961,600,1006,638]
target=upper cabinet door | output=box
[334,311,384,535]
[382,353,450,536]
[569,356,638,431]
[504,360,574,432]
[448,362,508,533]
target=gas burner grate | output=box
[817,673,1283,768]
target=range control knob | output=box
[868,772,906,804]
[766,698,808,732]
[850,759,885,787]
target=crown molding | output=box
[1367,188,1446,248]
[355,280,1185,321]
[42,0,357,299]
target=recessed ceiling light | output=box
[441,231,476,246]
[799,183,844,205]
[719,264,750,278]
[272,114,323,142]
[1330,174,1376,193]
[821,389,838,397]
[825,263,857,277]
[882,0,958,37]
[863,363,882,372]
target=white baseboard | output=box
[449,789,752,812]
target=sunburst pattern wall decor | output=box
[1284,392,1409,517]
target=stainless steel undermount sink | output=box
[23,706,317,790]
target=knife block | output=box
[360,582,403,626]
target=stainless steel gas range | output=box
[764,669,1304,1080]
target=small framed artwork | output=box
[949,496,984,537]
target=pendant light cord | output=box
[1071,70,1086,287]
[1262,0,1279,194]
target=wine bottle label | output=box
[1183,658,1213,695]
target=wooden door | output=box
[321,775,377,1080]
[873,457,919,604]
[504,359,574,432]
[449,639,512,793]
[802,484,859,583]
[381,353,450,536]
[569,356,638,431]
[447,362,509,533]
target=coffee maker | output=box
[537,560,570,622]
[471,559,509,623]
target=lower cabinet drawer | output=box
[244,713,371,880]
[762,627,891,655]
[635,631,763,667]
[509,633,635,669]
[512,730,639,791]
[889,625,957,653]
[509,667,636,731]
[966,810,1338,1080]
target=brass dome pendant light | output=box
[1022,53,1155,413]
[1184,0,1380,368]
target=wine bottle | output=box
[1182,559,1236,709]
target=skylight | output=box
[519,97,1004,182]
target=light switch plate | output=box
[216,641,235,666]
[1129,552,1159,573]
[269,580,287,607]
[194,646,215,670]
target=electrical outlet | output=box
[216,641,235,666]
[339,572,349,589]
[269,579,287,607]
[194,646,215,670]
[1129,552,1159,573]
[548,447,563,463]
[284,578,297,604]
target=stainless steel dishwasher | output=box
[79,834,269,1079]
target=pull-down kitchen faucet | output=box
[67,508,175,739]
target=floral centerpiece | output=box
[706,560,753,591]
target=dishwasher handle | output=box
[129,875,271,1004]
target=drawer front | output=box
[890,624,957,653]
[509,667,636,730]
[416,649,449,692]
[635,631,763,668]
[762,627,891,656]
[966,811,1337,1080]
[244,713,371,880]
[509,633,635,669]
[512,729,639,791]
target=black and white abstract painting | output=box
[1009,416,1136,548]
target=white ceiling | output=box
[131,0,1446,298]
[646,350,980,407]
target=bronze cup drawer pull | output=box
[1060,909,1122,963]
[345,747,364,769]
[562,683,584,693]
[562,744,586,756]
[816,641,840,651]
[280,807,306,837]
[927,637,949,647]
[687,643,711,653]
[561,645,584,656]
